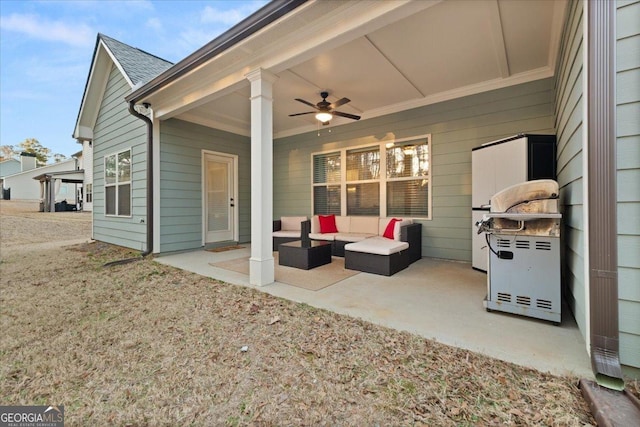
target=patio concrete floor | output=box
[155,246,593,379]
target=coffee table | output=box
[278,240,332,270]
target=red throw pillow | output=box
[318,214,338,233]
[383,218,402,239]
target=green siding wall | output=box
[274,78,556,261]
[554,0,587,344]
[158,119,251,253]
[616,0,640,369]
[554,0,640,370]
[92,64,148,251]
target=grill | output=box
[475,179,562,324]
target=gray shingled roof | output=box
[99,34,173,87]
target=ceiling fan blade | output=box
[288,112,315,117]
[333,111,361,121]
[329,97,350,109]
[294,98,319,109]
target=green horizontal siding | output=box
[274,77,556,262]
[620,267,640,301]
[92,64,147,251]
[616,0,640,368]
[158,118,250,253]
[620,333,640,368]
[554,0,587,340]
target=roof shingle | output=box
[99,33,173,87]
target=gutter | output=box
[127,101,154,257]
[125,0,308,103]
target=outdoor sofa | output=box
[272,216,309,251]
[309,214,422,276]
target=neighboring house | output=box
[0,157,22,191]
[73,140,94,211]
[0,158,22,176]
[1,153,80,206]
[73,0,638,378]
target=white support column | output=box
[246,68,278,286]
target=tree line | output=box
[0,138,67,166]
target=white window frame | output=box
[311,134,432,220]
[104,148,132,218]
[85,183,93,203]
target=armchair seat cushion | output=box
[273,230,301,238]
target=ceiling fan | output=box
[289,91,361,125]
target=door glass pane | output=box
[207,161,228,232]
[347,183,379,216]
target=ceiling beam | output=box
[487,0,510,78]
[547,0,569,72]
[364,35,425,98]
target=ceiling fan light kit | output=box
[289,91,361,125]
[315,112,333,123]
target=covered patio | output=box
[156,246,592,378]
[122,0,636,378]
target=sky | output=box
[0,0,267,160]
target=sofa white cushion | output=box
[309,232,337,241]
[280,216,306,231]
[311,216,320,234]
[349,216,379,235]
[335,232,376,242]
[335,216,350,233]
[311,215,350,233]
[273,230,300,238]
[345,236,409,255]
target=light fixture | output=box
[315,111,332,123]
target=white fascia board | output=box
[98,40,135,88]
[147,0,441,120]
[74,125,94,141]
[74,43,112,139]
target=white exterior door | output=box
[204,152,237,243]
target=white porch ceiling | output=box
[153,0,567,139]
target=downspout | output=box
[127,101,154,257]
[585,0,623,390]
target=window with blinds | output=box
[312,152,341,215]
[386,141,429,217]
[346,146,380,215]
[311,135,431,218]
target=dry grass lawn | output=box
[0,200,630,425]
